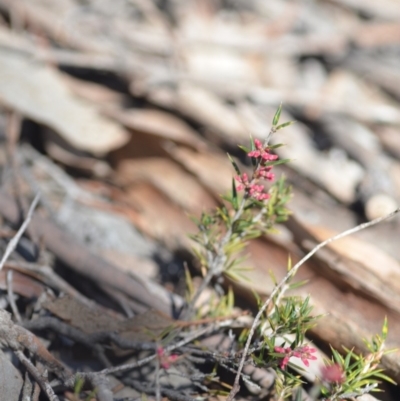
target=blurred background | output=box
[1,0,400,398]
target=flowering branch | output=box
[184,104,399,400]
[226,207,400,401]
[185,105,292,319]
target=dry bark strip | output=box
[285,216,400,382]
[0,189,182,316]
[0,309,70,379]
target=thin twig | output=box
[21,370,34,401]
[15,350,59,401]
[0,193,40,271]
[155,344,161,401]
[227,208,400,401]
[99,324,218,376]
[6,269,22,322]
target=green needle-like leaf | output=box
[272,103,283,126]
[227,153,241,175]
[276,121,295,131]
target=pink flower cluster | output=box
[157,347,179,370]
[235,139,278,202]
[274,345,317,369]
[248,139,279,162]
[321,363,345,384]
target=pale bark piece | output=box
[168,146,239,196]
[125,182,196,249]
[315,69,400,124]
[353,22,400,48]
[300,223,400,315]
[0,49,129,154]
[346,54,400,100]
[180,2,348,57]
[105,108,206,150]
[376,125,400,160]
[60,74,125,107]
[365,194,398,221]
[320,116,399,210]
[328,0,400,21]
[277,121,363,203]
[177,84,248,144]
[116,158,216,213]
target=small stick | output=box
[0,193,40,271]
[14,350,59,401]
[227,207,400,401]
[99,324,216,376]
[155,345,161,401]
[6,269,22,322]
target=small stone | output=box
[365,194,398,221]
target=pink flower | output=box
[274,346,291,354]
[256,165,275,181]
[274,346,292,369]
[296,346,317,367]
[247,139,263,158]
[156,347,179,370]
[274,345,317,369]
[263,153,278,162]
[234,138,279,202]
[280,356,290,369]
[248,139,278,162]
[321,363,345,384]
[235,173,249,191]
[248,183,270,201]
[236,174,270,201]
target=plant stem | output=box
[226,207,400,401]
